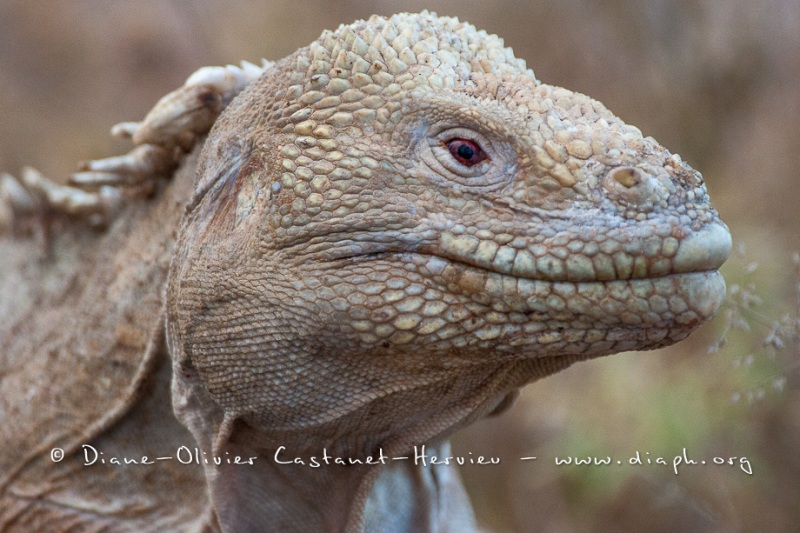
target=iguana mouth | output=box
[434,221,732,283]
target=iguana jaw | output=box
[404,219,731,352]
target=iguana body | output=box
[0,12,730,532]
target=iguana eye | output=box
[422,126,509,188]
[446,138,488,167]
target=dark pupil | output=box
[456,143,475,160]
[447,138,486,167]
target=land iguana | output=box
[0,11,731,532]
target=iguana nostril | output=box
[603,166,665,211]
[609,166,640,188]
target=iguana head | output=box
[167,12,730,447]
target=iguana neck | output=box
[204,438,478,532]
[169,341,537,531]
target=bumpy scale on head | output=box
[168,12,730,435]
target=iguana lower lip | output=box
[435,221,732,282]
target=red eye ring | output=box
[445,138,488,167]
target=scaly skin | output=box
[167,12,730,532]
[1,11,730,533]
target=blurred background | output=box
[1,1,797,531]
